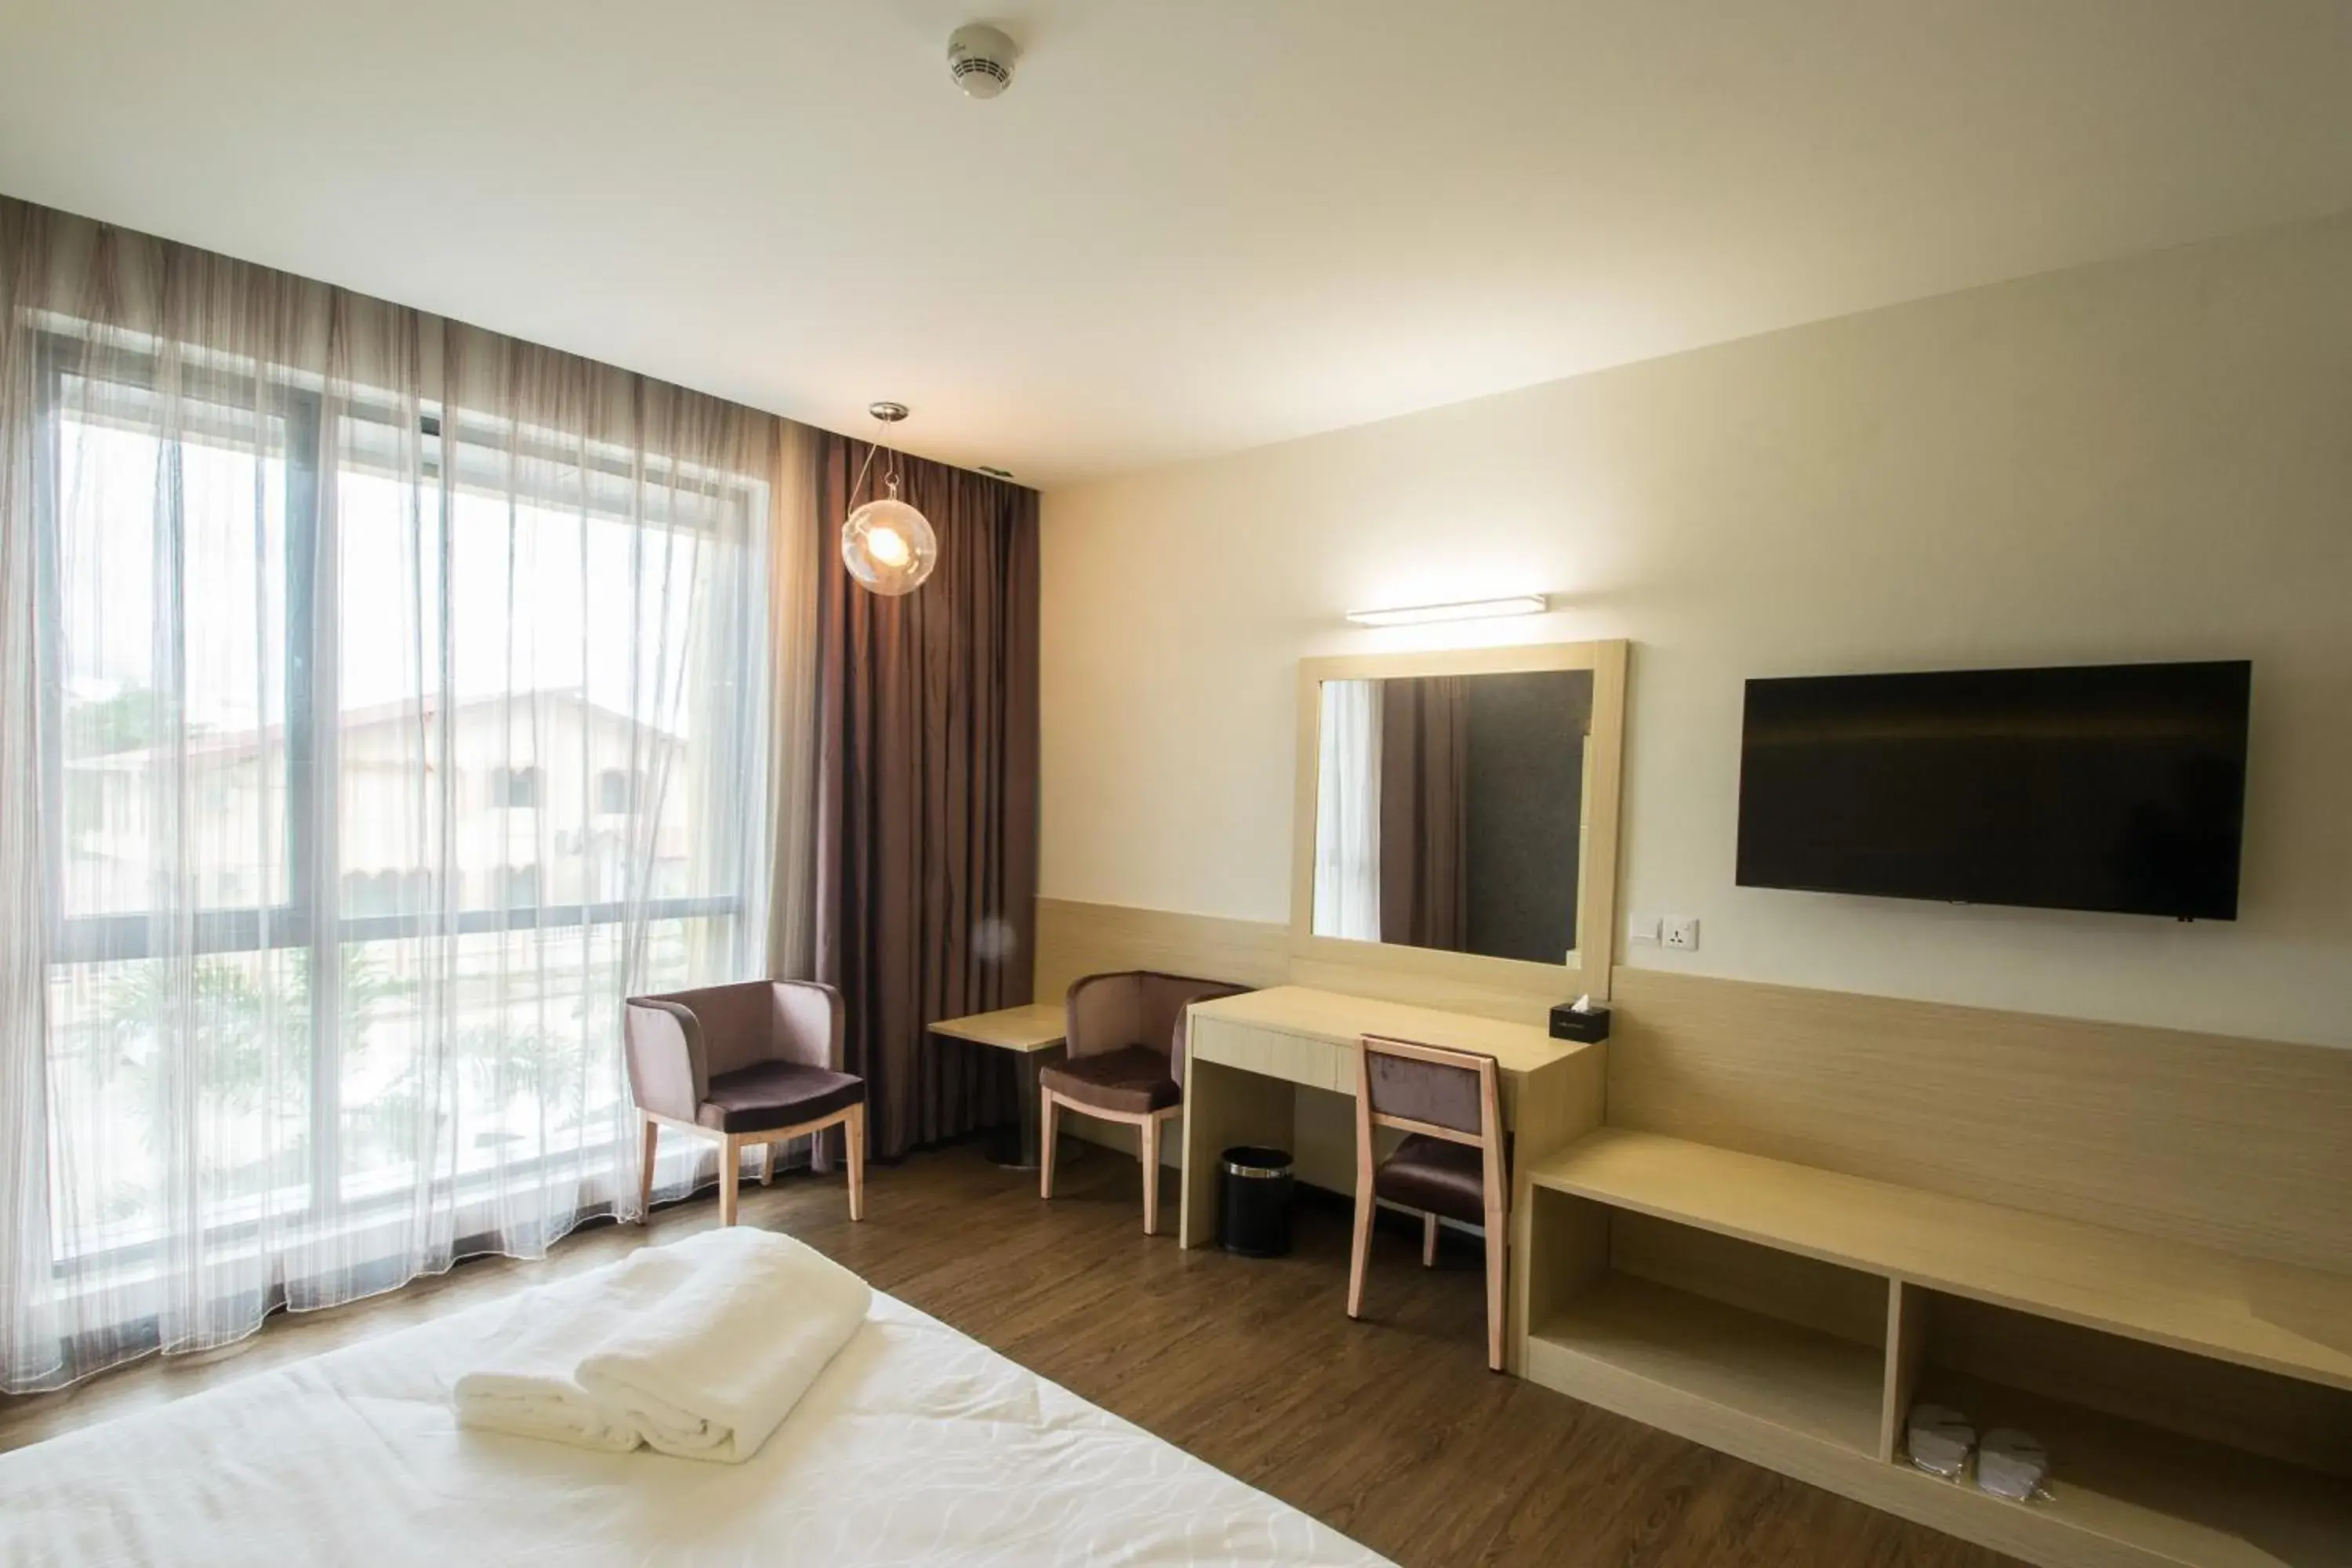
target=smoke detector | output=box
[947,23,1018,99]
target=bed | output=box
[0,1258,1390,1567]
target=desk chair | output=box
[1348,1033,1508,1370]
[1039,970,1249,1234]
[624,980,867,1226]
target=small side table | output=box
[930,1001,1084,1171]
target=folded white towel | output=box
[452,1266,662,1453]
[576,1226,873,1464]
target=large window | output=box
[35,334,771,1269]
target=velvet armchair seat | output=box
[1038,970,1249,1235]
[624,979,867,1226]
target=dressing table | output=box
[1179,983,1604,1369]
[1171,638,1631,1373]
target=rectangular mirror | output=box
[1312,669,1592,960]
[1292,642,1627,994]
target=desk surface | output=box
[1531,1127,2352,1392]
[1189,985,1588,1078]
[930,1001,1066,1053]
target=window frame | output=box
[31,330,759,1276]
[35,332,749,964]
[34,332,320,966]
[492,764,543,810]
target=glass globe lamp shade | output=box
[840,495,938,597]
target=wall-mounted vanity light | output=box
[1344,594,1549,628]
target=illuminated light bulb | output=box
[840,403,938,596]
[840,495,937,597]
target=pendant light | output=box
[840,401,938,597]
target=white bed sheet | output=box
[0,1260,1390,1567]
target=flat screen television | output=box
[1736,660,2251,920]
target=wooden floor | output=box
[0,1142,2024,1568]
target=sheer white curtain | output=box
[1312,678,1382,942]
[0,200,818,1393]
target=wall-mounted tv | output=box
[1736,660,2251,920]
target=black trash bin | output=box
[1219,1145,1294,1258]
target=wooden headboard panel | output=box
[1033,898,1290,1005]
[1027,898,2352,1272]
[1032,897,1563,1023]
[1606,967,2352,1275]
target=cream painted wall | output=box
[1040,213,2352,1048]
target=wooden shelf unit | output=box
[1523,1130,2352,1568]
[1530,1128,2352,1391]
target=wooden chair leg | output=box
[1423,1211,1439,1267]
[1038,1089,1059,1200]
[1347,1189,1374,1319]
[718,1134,741,1227]
[845,1103,867,1222]
[760,1141,775,1187]
[1140,1112,1162,1236]
[637,1116,659,1223]
[1483,1204,1508,1372]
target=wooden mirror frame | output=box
[1290,640,1629,1003]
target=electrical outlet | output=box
[1628,913,1661,945]
[1663,916,1700,952]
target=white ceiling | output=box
[4,2,2350,485]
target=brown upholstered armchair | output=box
[623,979,867,1227]
[1037,971,1249,1235]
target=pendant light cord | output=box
[845,414,904,507]
[847,432,881,508]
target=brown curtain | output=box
[1379,676,1470,950]
[814,434,1040,1158]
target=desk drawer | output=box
[1192,1017,1345,1093]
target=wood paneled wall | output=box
[1033,898,1289,1003]
[1033,898,2352,1276]
[1605,967,2352,1276]
[1034,897,1563,1023]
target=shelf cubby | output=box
[1893,1290,2352,1568]
[1519,1129,2352,1568]
[1528,1269,1886,1458]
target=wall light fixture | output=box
[1344,594,1549,627]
